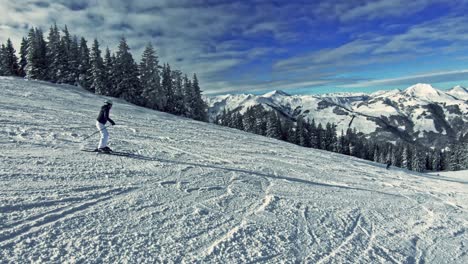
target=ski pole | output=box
[82,125,112,141]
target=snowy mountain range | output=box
[1,77,467,262]
[206,84,468,148]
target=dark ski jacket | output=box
[97,104,115,125]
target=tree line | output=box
[215,105,468,172]
[0,24,207,121]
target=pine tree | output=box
[26,28,48,79]
[172,69,186,115]
[0,44,6,75]
[18,37,28,77]
[432,150,443,171]
[78,37,91,90]
[402,146,413,170]
[188,74,207,121]
[266,111,282,139]
[66,35,80,84]
[103,47,114,96]
[1,39,19,76]
[281,119,293,142]
[89,39,105,94]
[139,43,162,109]
[46,24,61,82]
[296,116,309,147]
[373,145,380,163]
[243,107,257,133]
[412,149,425,172]
[114,37,141,104]
[182,75,192,115]
[461,134,468,170]
[338,130,346,154]
[161,63,174,112]
[448,143,463,171]
[315,123,324,149]
[233,112,244,130]
[324,122,337,151]
[253,106,267,136]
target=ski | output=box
[80,149,154,160]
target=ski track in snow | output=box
[1,77,467,263]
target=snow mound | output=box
[1,77,467,263]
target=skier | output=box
[95,99,116,152]
[386,159,391,170]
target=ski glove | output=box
[110,120,116,126]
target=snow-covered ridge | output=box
[206,83,468,148]
[1,77,467,262]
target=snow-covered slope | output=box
[206,84,468,148]
[1,77,467,263]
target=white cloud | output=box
[340,69,468,88]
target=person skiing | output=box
[386,159,391,170]
[95,99,115,152]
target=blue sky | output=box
[1,0,468,95]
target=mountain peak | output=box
[404,83,440,97]
[447,85,468,100]
[449,85,468,93]
[262,90,290,97]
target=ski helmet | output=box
[104,99,113,105]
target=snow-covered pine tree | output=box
[242,107,256,134]
[172,69,186,115]
[89,39,105,94]
[189,74,207,121]
[1,39,19,76]
[412,149,425,172]
[161,63,174,112]
[309,119,318,149]
[66,35,80,85]
[252,106,267,136]
[425,151,433,171]
[378,148,386,164]
[315,123,324,149]
[233,112,244,130]
[324,122,337,151]
[26,28,48,80]
[373,145,380,163]
[338,130,346,154]
[182,74,192,115]
[46,24,61,82]
[0,44,6,75]
[139,43,162,109]
[462,134,468,170]
[391,145,401,167]
[402,146,413,170]
[266,111,282,139]
[448,141,463,171]
[78,37,91,90]
[432,150,443,171]
[18,37,28,77]
[296,116,309,147]
[114,37,141,104]
[103,47,114,96]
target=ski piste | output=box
[3,77,467,263]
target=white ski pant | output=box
[96,121,109,149]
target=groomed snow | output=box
[1,77,467,263]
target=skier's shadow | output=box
[119,152,402,197]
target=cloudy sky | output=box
[1,0,468,95]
